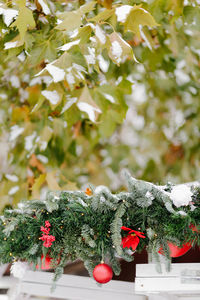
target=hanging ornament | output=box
[85,187,93,196]
[159,241,192,258]
[121,226,146,251]
[36,254,52,270]
[93,263,113,284]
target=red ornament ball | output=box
[36,254,52,270]
[159,241,192,258]
[93,263,113,284]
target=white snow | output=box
[145,191,154,200]
[30,76,51,86]
[42,90,60,105]
[10,125,24,141]
[77,102,102,122]
[177,60,186,69]
[111,41,122,63]
[39,140,47,151]
[58,39,80,51]
[72,63,86,73]
[46,64,65,82]
[17,52,26,62]
[38,0,51,15]
[5,174,19,182]
[102,93,115,103]
[25,132,37,151]
[0,8,18,27]
[8,186,19,195]
[94,185,110,194]
[61,97,77,114]
[115,5,132,23]
[139,7,149,14]
[0,93,7,100]
[97,55,109,73]
[10,75,20,88]
[174,69,190,85]
[178,211,187,216]
[68,28,79,39]
[131,83,147,103]
[37,154,48,163]
[95,25,106,44]
[169,185,193,207]
[184,29,194,36]
[140,27,152,50]
[30,77,42,86]
[66,73,75,85]
[84,47,95,65]
[11,261,29,279]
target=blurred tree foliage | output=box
[0,0,199,209]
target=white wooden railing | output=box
[0,263,199,299]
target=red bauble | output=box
[36,254,52,270]
[93,263,113,284]
[159,241,192,258]
[189,223,199,233]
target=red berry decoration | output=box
[93,263,113,284]
[159,241,192,258]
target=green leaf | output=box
[183,6,200,27]
[78,1,96,15]
[56,11,82,31]
[77,86,102,122]
[38,126,53,151]
[11,4,35,41]
[68,140,77,156]
[99,111,117,137]
[89,8,114,22]
[117,78,132,95]
[31,95,45,113]
[28,39,57,65]
[108,32,137,64]
[77,25,92,44]
[124,5,159,37]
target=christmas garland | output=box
[0,171,199,286]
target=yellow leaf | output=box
[31,174,46,199]
[46,172,61,190]
[62,181,78,191]
[89,8,114,22]
[11,3,35,41]
[124,5,159,38]
[38,126,53,151]
[56,11,82,31]
[12,105,30,122]
[79,1,96,14]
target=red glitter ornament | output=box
[93,263,113,284]
[159,241,192,258]
[36,254,52,270]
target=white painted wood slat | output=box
[135,263,200,295]
[19,271,147,300]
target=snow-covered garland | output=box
[0,171,199,286]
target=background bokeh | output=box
[0,0,200,211]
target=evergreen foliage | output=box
[0,171,199,284]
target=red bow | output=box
[121,226,145,251]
